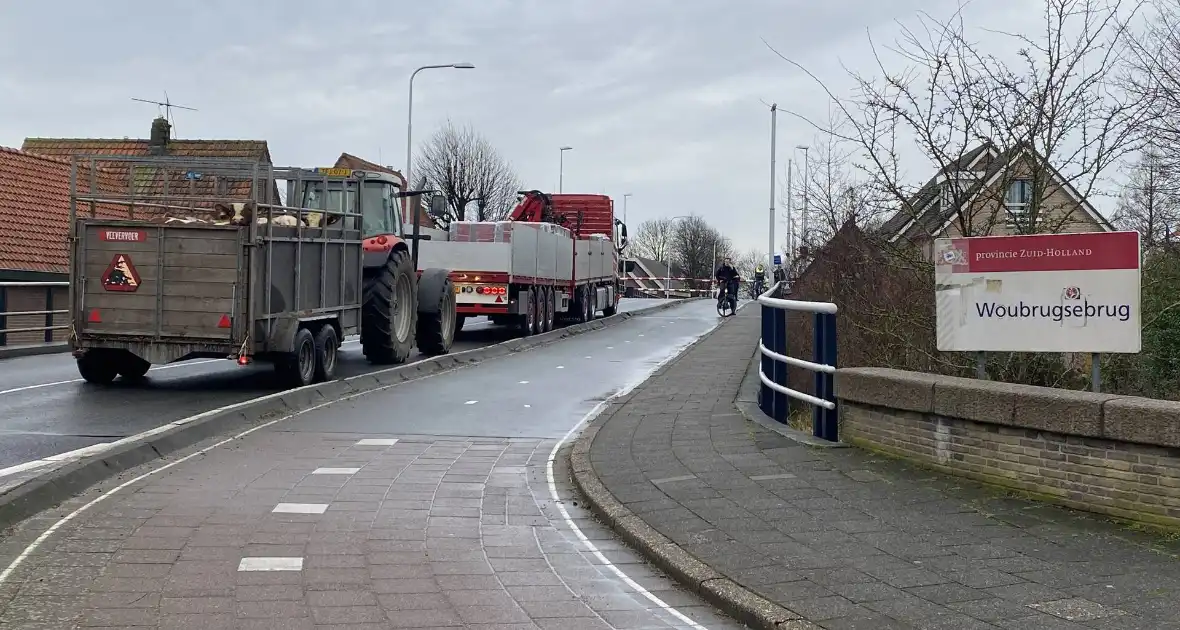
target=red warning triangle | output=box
[495,295,504,303]
[217,314,232,328]
[87,309,102,323]
[101,254,142,293]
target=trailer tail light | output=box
[238,356,250,365]
[87,309,101,323]
[218,314,232,328]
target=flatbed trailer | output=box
[68,156,456,387]
[416,191,626,335]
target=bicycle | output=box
[749,277,765,299]
[716,278,739,317]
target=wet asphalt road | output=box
[0,299,743,630]
[0,299,677,471]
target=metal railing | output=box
[757,281,839,442]
[0,282,70,347]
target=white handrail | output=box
[759,370,836,410]
[756,281,837,314]
[759,342,835,374]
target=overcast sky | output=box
[1,0,1044,255]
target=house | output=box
[0,147,124,346]
[877,142,1114,256]
[22,116,278,206]
[333,153,437,229]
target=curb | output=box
[0,342,69,360]
[0,298,699,531]
[568,312,823,630]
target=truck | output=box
[416,190,627,335]
[67,156,458,388]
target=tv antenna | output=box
[132,92,197,135]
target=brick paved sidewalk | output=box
[585,308,1180,630]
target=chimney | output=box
[149,116,171,155]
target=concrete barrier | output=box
[836,367,1180,528]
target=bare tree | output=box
[769,0,1148,241]
[734,248,765,281]
[629,218,675,261]
[417,120,521,227]
[670,215,734,287]
[1113,146,1180,247]
[785,133,882,251]
[1123,0,1180,172]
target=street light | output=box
[665,215,691,299]
[404,62,475,268]
[405,62,477,189]
[558,146,573,193]
[622,193,632,225]
[796,144,809,252]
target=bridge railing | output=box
[0,282,70,348]
[757,281,839,442]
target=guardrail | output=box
[0,282,70,347]
[757,281,839,442]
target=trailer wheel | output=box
[117,352,151,379]
[602,291,618,317]
[362,248,417,365]
[313,325,339,383]
[416,269,455,356]
[276,327,316,388]
[541,287,554,333]
[517,290,536,336]
[77,351,119,385]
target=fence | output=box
[757,281,840,442]
[0,282,70,348]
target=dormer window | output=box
[1005,179,1032,215]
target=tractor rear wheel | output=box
[362,249,417,365]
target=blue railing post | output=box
[759,302,774,417]
[812,312,839,441]
[771,306,788,423]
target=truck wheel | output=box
[313,325,339,383]
[541,287,554,332]
[362,249,417,365]
[415,272,456,356]
[117,352,151,379]
[584,287,596,322]
[517,290,536,336]
[276,327,316,388]
[602,300,617,317]
[77,351,118,385]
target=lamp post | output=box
[796,144,809,251]
[768,104,778,278]
[665,215,691,299]
[558,146,573,193]
[404,62,476,198]
[622,193,632,225]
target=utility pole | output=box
[768,104,777,275]
[786,158,793,264]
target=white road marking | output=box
[272,503,328,514]
[311,467,360,475]
[0,357,474,587]
[544,318,722,630]
[355,438,398,446]
[0,299,705,587]
[237,557,303,571]
[464,400,478,405]
[519,380,529,384]
[524,404,532,408]
[584,356,592,359]
[556,365,564,369]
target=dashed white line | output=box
[310,467,360,475]
[518,380,529,384]
[272,503,328,514]
[556,365,565,369]
[237,557,303,571]
[355,438,398,446]
[464,400,478,405]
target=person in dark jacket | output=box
[715,257,740,304]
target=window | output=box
[1005,179,1034,227]
[361,181,401,237]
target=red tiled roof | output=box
[334,153,436,228]
[0,147,124,274]
[22,135,280,209]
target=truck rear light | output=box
[476,286,486,295]
[496,286,507,295]
[237,355,250,365]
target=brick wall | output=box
[837,367,1180,528]
[1,284,69,346]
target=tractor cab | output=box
[287,167,404,240]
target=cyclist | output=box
[751,263,766,297]
[714,257,740,310]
